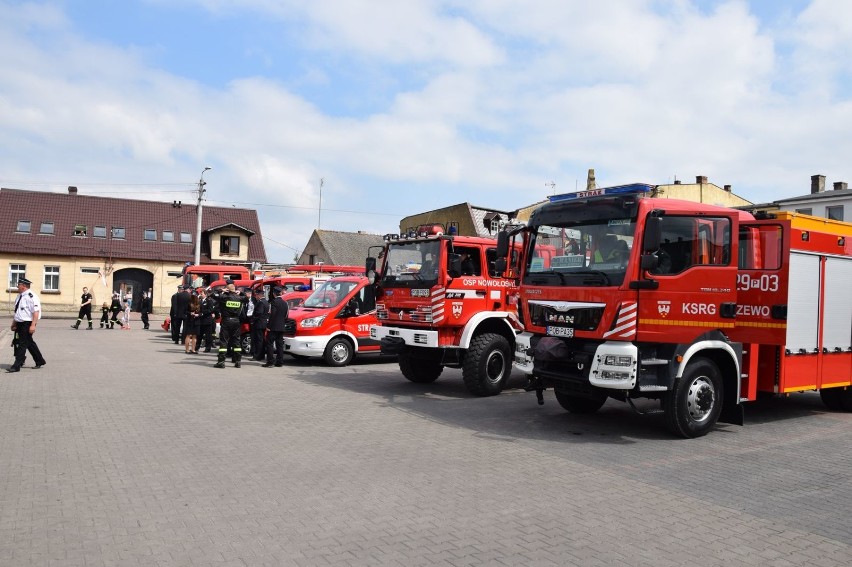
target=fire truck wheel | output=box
[553,390,607,414]
[663,357,723,438]
[399,354,443,383]
[819,388,845,411]
[324,337,354,367]
[241,333,252,356]
[463,333,511,397]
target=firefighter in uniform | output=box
[211,282,248,368]
[72,286,93,330]
[7,278,47,373]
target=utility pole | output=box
[194,167,211,265]
[318,177,324,229]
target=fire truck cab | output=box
[368,224,522,396]
[498,183,852,437]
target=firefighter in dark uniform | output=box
[249,287,270,362]
[211,282,248,368]
[8,278,47,373]
[109,292,123,329]
[72,286,93,329]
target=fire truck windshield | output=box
[525,218,636,287]
[380,240,441,286]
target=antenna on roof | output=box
[318,178,324,229]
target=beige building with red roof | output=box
[1,187,267,314]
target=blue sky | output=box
[1,0,850,262]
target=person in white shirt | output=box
[7,277,46,373]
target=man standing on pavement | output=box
[264,286,289,367]
[139,291,151,330]
[71,286,93,330]
[211,282,247,368]
[197,288,217,352]
[170,285,191,344]
[250,287,270,362]
[7,278,46,373]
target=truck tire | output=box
[462,333,511,397]
[820,387,852,411]
[240,333,252,356]
[554,390,607,413]
[663,357,723,438]
[399,353,443,383]
[324,337,354,367]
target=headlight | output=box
[300,315,326,328]
[604,355,633,367]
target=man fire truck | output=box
[368,224,522,396]
[497,183,852,438]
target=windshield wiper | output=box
[529,270,567,285]
[572,270,612,286]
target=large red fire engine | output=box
[497,183,852,437]
[368,224,522,396]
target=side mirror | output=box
[643,216,662,253]
[365,256,377,284]
[448,253,462,278]
[494,258,507,276]
[495,232,509,257]
[640,255,659,270]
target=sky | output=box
[1,0,850,263]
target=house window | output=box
[44,266,60,291]
[9,264,26,289]
[111,226,125,239]
[144,229,157,241]
[795,208,812,215]
[93,225,107,238]
[180,232,192,243]
[163,231,175,242]
[74,224,88,237]
[16,220,31,233]
[39,222,55,235]
[827,205,844,221]
[220,236,240,255]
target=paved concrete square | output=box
[1,317,850,566]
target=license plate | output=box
[547,326,574,338]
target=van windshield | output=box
[304,280,358,308]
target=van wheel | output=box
[399,353,442,383]
[554,390,607,413]
[463,333,511,397]
[324,337,354,367]
[663,357,723,438]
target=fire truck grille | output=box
[529,304,603,331]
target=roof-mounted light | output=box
[548,183,655,203]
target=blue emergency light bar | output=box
[548,183,655,203]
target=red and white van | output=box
[283,275,382,366]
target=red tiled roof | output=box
[0,188,267,263]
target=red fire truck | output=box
[498,183,852,437]
[368,224,522,396]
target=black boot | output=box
[71,320,80,329]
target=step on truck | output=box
[497,183,852,438]
[368,224,522,396]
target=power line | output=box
[206,199,403,217]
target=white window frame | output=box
[180,232,192,243]
[93,225,107,238]
[826,205,844,222]
[44,266,60,291]
[163,230,175,242]
[16,220,31,233]
[39,222,55,235]
[112,226,126,239]
[9,264,26,290]
[144,229,157,241]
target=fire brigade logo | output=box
[658,300,671,318]
[452,302,463,318]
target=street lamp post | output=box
[194,167,212,265]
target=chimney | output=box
[696,175,708,184]
[68,186,78,194]
[723,185,732,192]
[586,168,596,190]
[811,174,825,194]
[833,181,848,191]
[673,180,681,185]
